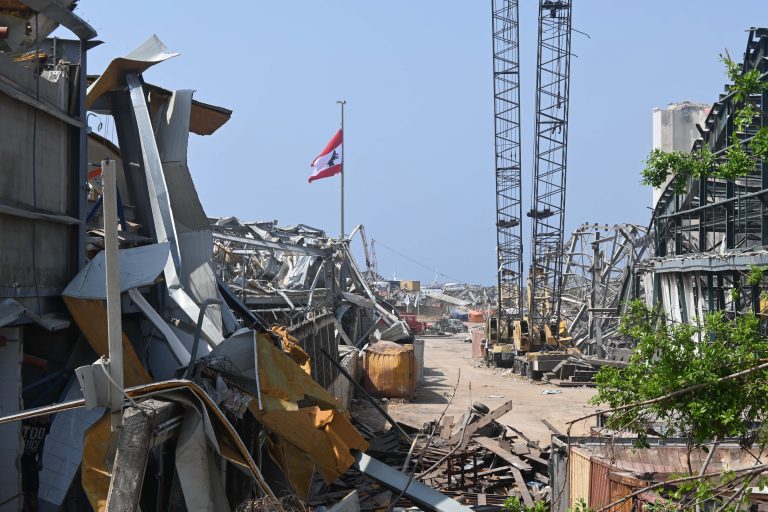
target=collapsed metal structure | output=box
[0,7,466,508]
[559,223,653,359]
[649,28,768,320]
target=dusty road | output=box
[386,333,600,445]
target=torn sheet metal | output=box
[0,298,70,331]
[175,408,231,512]
[154,88,223,333]
[378,321,410,342]
[86,35,178,109]
[128,287,191,365]
[125,73,223,345]
[63,296,153,386]
[75,380,279,511]
[62,243,169,299]
[206,331,368,487]
[341,291,375,309]
[352,451,473,512]
[270,326,312,375]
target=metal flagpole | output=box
[337,99,346,239]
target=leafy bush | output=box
[591,300,768,445]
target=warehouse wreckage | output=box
[0,4,464,510]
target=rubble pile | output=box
[308,400,552,510]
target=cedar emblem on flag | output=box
[309,129,343,183]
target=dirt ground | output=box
[385,333,600,446]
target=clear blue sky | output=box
[70,1,767,285]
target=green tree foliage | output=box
[748,265,767,287]
[591,300,768,446]
[641,55,768,193]
[502,497,548,512]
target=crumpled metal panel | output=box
[87,35,178,109]
[0,298,70,331]
[208,331,369,488]
[62,243,169,299]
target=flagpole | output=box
[337,99,346,239]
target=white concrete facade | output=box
[651,102,710,206]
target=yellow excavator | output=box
[486,274,579,379]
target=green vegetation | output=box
[589,299,768,510]
[748,265,767,287]
[501,497,548,512]
[592,300,768,445]
[641,55,768,193]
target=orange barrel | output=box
[362,341,416,399]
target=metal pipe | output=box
[102,159,123,430]
[184,298,223,378]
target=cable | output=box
[372,239,468,283]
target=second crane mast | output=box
[528,0,573,336]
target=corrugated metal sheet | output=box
[569,447,591,509]
[609,479,633,512]
[363,341,416,398]
[589,458,611,509]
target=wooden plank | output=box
[106,400,177,512]
[440,415,454,440]
[473,436,532,472]
[475,466,513,477]
[510,466,534,508]
[522,453,549,474]
[540,418,562,436]
[332,318,355,346]
[448,400,513,445]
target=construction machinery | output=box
[487,0,577,376]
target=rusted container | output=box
[471,328,485,358]
[589,458,611,509]
[609,479,633,512]
[568,447,591,509]
[363,341,416,399]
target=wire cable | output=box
[372,239,468,283]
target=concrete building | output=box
[651,101,710,205]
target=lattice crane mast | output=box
[527,0,573,349]
[490,0,524,354]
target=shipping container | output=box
[569,447,591,509]
[362,341,416,398]
[400,280,421,292]
[589,458,612,509]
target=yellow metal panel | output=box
[569,447,592,509]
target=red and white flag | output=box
[309,129,343,183]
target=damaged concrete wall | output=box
[0,50,77,314]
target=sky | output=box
[67,1,767,286]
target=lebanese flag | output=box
[309,129,343,183]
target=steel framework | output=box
[650,28,768,320]
[528,0,572,331]
[491,0,525,322]
[559,223,653,358]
